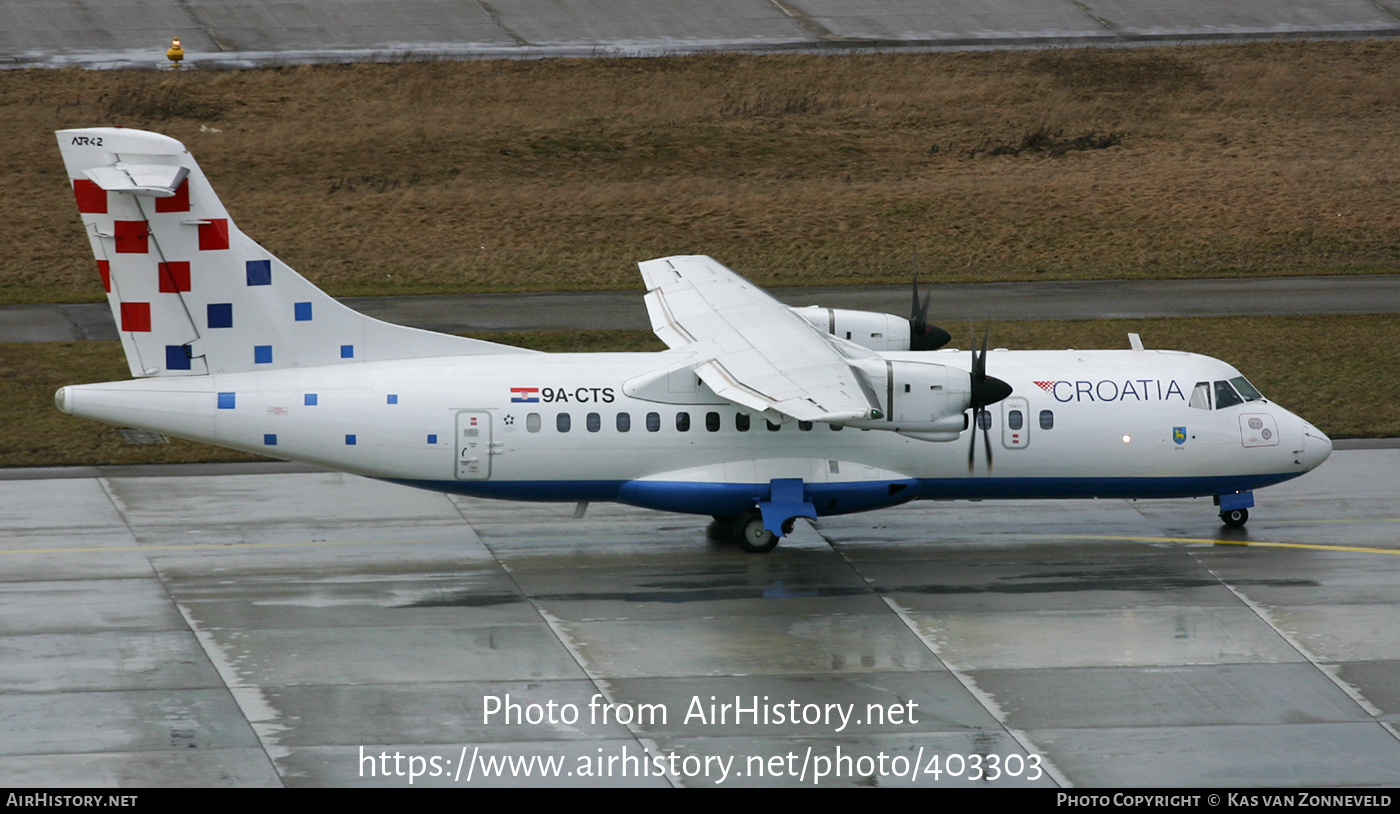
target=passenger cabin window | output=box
[799,421,813,431]
[676,412,691,432]
[766,419,781,432]
[586,412,601,432]
[616,412,631,432]
[556,413,571,433]
[1007,410,1023,431]
[736,414,751,432]
[1214,380,1244,409]
[646,412,660,432]
[706,412,721,432]
[977,411,992,431]
[527,413,541,433]
[1039,409,1054,430]
[1189,382,1211,411]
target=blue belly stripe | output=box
[383,471,1305,516]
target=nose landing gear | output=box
[1216,491,1253,529]
[1220,508,1249,528]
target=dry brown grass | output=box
[5,41,1400,303]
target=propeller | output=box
[909,256,952,351]
[966,326,1013,473]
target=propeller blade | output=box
[967,325,979,473]
[967,409,977,473]
[965,325,1012,474]
[970,324,983,383]
[969,326,1013,409]
[908,257,951,351]
[911,257,924,326]
[983,408,994,472]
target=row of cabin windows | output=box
[530,411,836,434]
[982,409,1055,431]
[527,409,1056,433]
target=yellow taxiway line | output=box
[1064,533,1400,556]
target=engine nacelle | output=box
[837,359,971,438]
[791,306,912,352]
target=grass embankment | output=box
[5,41,1400,304]
[6,315,1394,468]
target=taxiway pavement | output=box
[6,0,1400,68]
[1,446,1397,787]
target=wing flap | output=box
[639,255,881,423]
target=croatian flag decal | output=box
[510,387,540,403]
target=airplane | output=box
[53,127,1333,553]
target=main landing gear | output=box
[714,509,795,553]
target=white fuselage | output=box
[57,346,1332,518]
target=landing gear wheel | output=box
[707,516,736,540]
[733,509,778,554]
[1220,508,1249,528]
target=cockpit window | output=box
[1193,378,1263,410]
[1230,376,1264,402]
[1213,380,1244,409]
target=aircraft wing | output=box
[638,255,882,423]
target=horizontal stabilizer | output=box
[83,164,189,197]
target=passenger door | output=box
[455,411,493,480]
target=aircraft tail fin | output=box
[57,127,530,378]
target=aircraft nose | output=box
[1300,424,1332,471]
